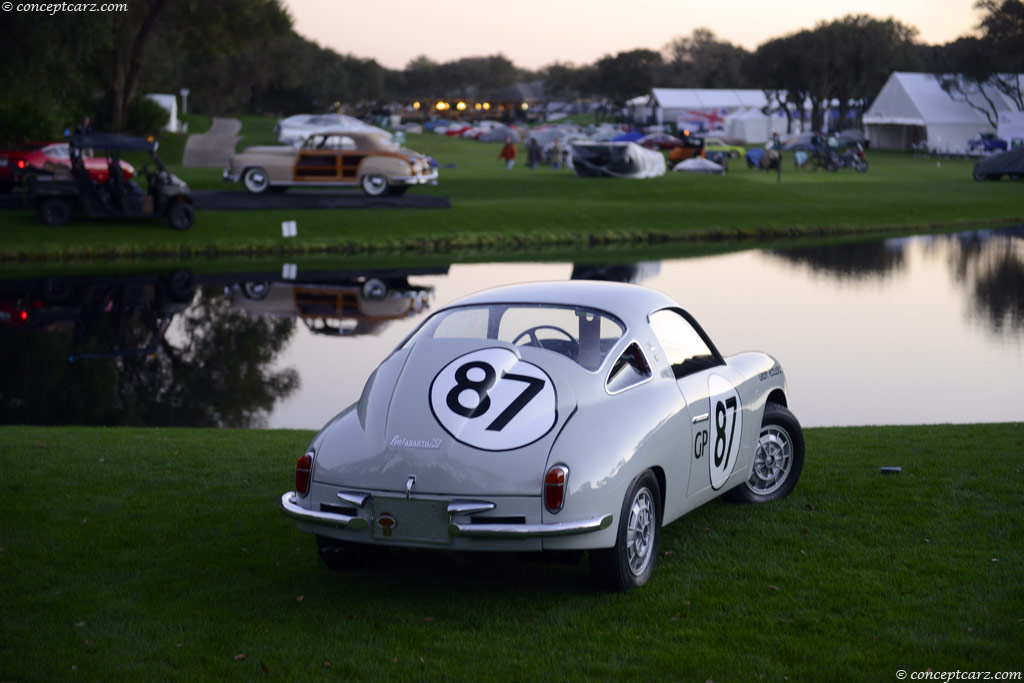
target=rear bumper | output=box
[280,491,611,544]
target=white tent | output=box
[723,108,790,143]
[862,72,1018,153]
[645,88,769,134]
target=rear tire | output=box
[724,402,804,504]
[38,198,72,226]
[590,470,661,591]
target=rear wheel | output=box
[724,402,804,504]
[38,198,72,226]
[360,173,388,197]
[591,470,661,591]
[166,202,194,230]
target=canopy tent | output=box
[644,88,769,133]
[863,72,1021,153]
[723,108,789,143]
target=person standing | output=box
[498,137,518,169]
[527,137,541,169]
[551,138,563,169]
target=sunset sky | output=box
[283,0,981,71]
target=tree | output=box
[594,49,663,109]
[934,0,1024,125]
[661,29,750,88]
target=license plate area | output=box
[371,497,451,545]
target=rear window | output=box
[405,304,625,371]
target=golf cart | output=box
[26,133,194,230]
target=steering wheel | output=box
[512,325,579,358]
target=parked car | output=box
[968,133,1008,154]
[18,142,134,184]
[0,141,48,191]
[224,131,438,197]
[701,136,746,159]
[25,133,194,230]
[638,133,684,150]
[972,147,1024,181]
[274,113,385,145]
[280,281,805,590]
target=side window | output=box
[340,136,357,151]
[649,309,718,379]
[322,135,344,150]
[606,342,652,393]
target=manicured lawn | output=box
[2,129,1021,262]
[1,424,1021,680]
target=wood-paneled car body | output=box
[280,281,805,590]
[224,131,437,197]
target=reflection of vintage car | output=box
[280,281,805,590]
[224,131,438,197]
[230,279,433,336]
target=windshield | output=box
[404,304,625,371]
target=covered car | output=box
[275,114,386,145]
[570,142,666,178]
[973,147,1024,181]
[280,281,805,590]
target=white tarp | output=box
[569,142,666,178]
[672,158,725,174]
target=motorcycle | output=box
[835,143,868,172]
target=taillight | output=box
[544,465,569,513]
[296,451,313,496]
[17,160,26,169]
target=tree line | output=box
[1,0,1021,140]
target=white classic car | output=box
[224,131,437,197]
[280,281,805,590]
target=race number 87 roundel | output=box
[429,348,557,451]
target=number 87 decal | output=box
[430,348,557,452]
[708,375,742,490]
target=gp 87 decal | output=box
[429,348,556,451]
[700,375,742,490]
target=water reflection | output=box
[766,240,906,281]
[941,227,1024,333]
[0,271,298,427]
[0,228,1021,428]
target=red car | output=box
[13,142,134,185]
[0,142,48,191]
[639,133,684,150]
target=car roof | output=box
[445,281,678,327]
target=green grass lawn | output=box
[1,424,1021,680]
[2,128,1022,262]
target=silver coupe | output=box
[281,281,805,590]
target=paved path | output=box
[181,117,242,168]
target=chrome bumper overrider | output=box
[280,492,611,540]
[222,168,240,183]
[392,170,439,185]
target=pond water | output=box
[2,226,1021,429]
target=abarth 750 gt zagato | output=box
[281,281,804,590]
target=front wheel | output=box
[724,402,804,504]
[591,470,661,591]
[38,198,73,226]
[360,173,388,197]
[242,166,270,194]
